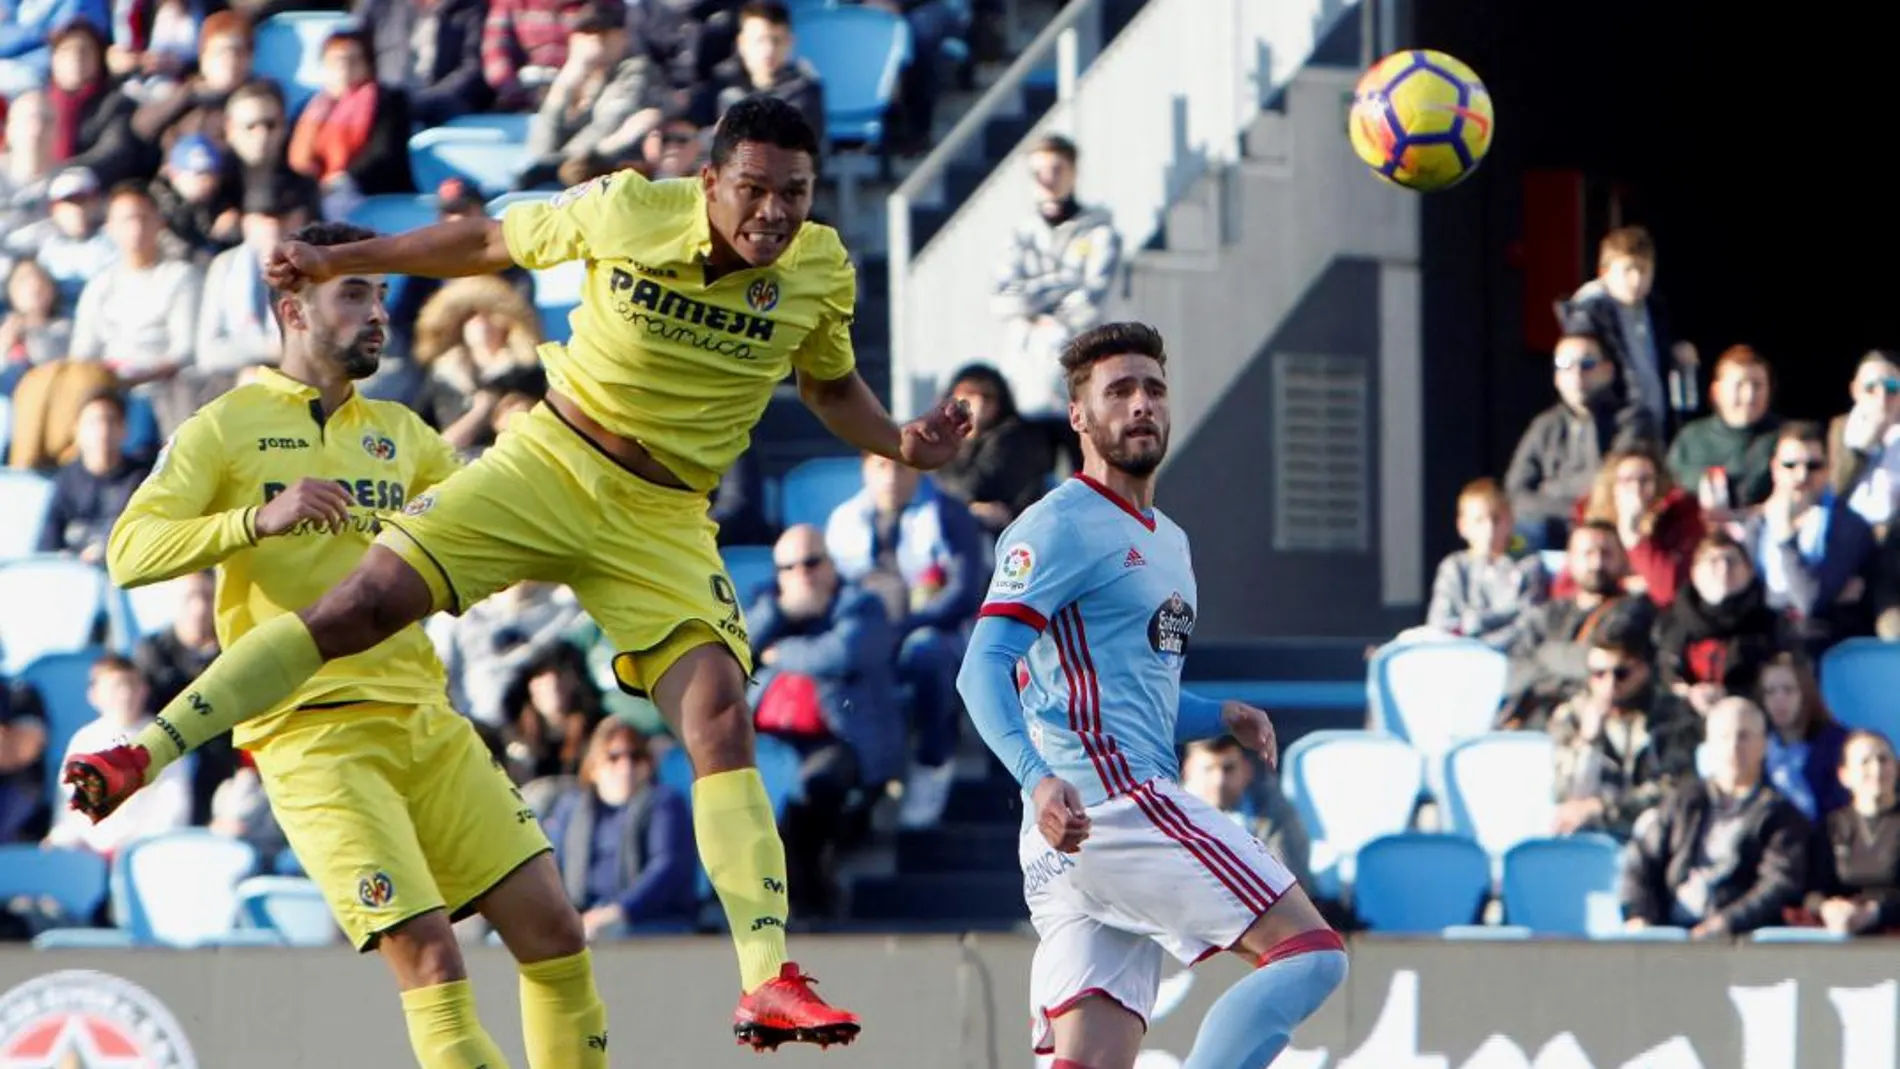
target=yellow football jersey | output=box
[501,170,857,491]
[107,368,461,747]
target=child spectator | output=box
[1425,477,1544,649]
[43,655,190,857]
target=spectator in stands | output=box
[354,0,493,127]
[433,581,589,729]
[991,134,1121,427]
[218,80,313,215]
[0,676,47,843]
[1666,345,1782,518]
[626,0,737,89]
[128,9,254,167]
[104,0,203,102]
[0,259,74,391]
[3,351,115,471]
[1656,530,1781,717]
[411,274,543,452]
[45,18,144,185]
[542,719,700,938]
[1620,696,1809,939]
[518,2,664,192]
[620,97,702,181]
[1425,477,1544,650]
[826,453,983,829]
[861,0,966,155]
[1563,225,1698,436]
[711,447,774,548]
[1801,730,1900,936]
[1572,446,1704,609]
[1829,350,1900,538]
[10,166,116,309]
[44,654,190,857]
[1757,653,1850,822]
[70,180,203,429]
[482,0,595,112]
[1549,629,1700,839]
[0,0,108,97]
[1503,519,1654,728]
[151,133,240,259]
[195,176,306,376]
[207,754,287,862]
[130,568,237,824]
[1179,736,1314,893]
[698,2,824,148]
[0,90,57,236]
[930,362,1054,539]
[36,386,146,561]
[1746,421,1881,659]
[747,524,900,915]
[286,27,413,219]
[500,641,607,784]
[1505,326,1657,552]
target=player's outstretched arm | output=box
[797,370,971,471]
[266,216,514,288]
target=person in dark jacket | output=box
[1620,697,1810,939]
[1744,421,1882,659]
[1504,519,1655,729]
[696,1,824,147]
[285,27,413,217]
[1802,729,1900,935]
[1756,653,1851,822]
[37,387,148,561]
[541,719,700,938]
[1505,328,1658,551]
[46,18,145,185]
[1656,530,1783,717]
[1666,344,1783,516]
[354,0,493,127]
[930,362,1053,538]
[1560,225,1698,437]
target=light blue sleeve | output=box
[1175,689,1226,743]
[956,615,1052,793]
[977,504,1093,632]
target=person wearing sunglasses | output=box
[1746,421,1881,660]
[1549,629,1701,839]
[1505,326,1658,552]
[1831,350,1900,536]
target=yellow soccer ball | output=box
[1347,49,1494,192]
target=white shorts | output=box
[1019,777,1298,1055]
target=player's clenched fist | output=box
[255,478,355,536]
[264,240,337,291]
[1219,701,1279,770]
[1032,775,1091,853]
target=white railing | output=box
[886,0,1354,419]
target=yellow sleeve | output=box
[107,412,255,589]
[790,240,858,382]
[501,170,660,270]
[406,411,463,496]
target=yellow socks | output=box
[518,950,609,1068]
[400,980,512,1069]
[133,612,323,780]
[694,768,791,991]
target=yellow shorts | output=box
[248,701,550,950]
[376,403,754,695]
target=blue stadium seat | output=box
[123,393,160,463]
[1439,732,1555,864]
[722,544,777,606]
[795,6,910,148]
[1441,924,1532,940]
[1351,833,1490,933]
[486,190,554,217]
[235,875,340,946]
[120,575,192,641]
[20,648,106,802]
[779,456,863,529]
[1500,834,1622,937]
[539,303,577,344]
[0,471,53,562]
[0,845,108,925]
[112,830,258,947]
[274,849,307,877]
[1368,637,1507,771]
[408,130,532,198]
[345,192,438,235]
[0,560,110,673]
[1821,637,1900,741]
[442,112,533,142]
[1751,926,1849,943]
[1279,730,1423,899]
[32,928,138,950]
[1187,679,1366,713]
[1593,926,1688,942]
[252,12,354,117]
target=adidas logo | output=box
[1123,548,1146,568]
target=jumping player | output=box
[956,322,1348,1069]
[65,96,968,1050]
[103,221,606,1068]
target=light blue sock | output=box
[1181,945,1348,1069]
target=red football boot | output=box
[732,963,861,1052]
[62,745,150,823]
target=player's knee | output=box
[682,694,756,775]
[380,915,468,989]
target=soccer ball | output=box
[1347,49,1494,192]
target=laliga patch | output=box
[551,173,612,208]
[991,542,1035,595]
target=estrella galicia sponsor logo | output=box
[1148,591,1195,656]
[357,870,396,909]
[745,277,780,313]
[608,268,777,360]
[361,434,396,461]
[257,436,310,451]
[264,478,406,511]
[0,970,198,1068]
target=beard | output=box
[315,324,383,380]
[1091,423,1168,477]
